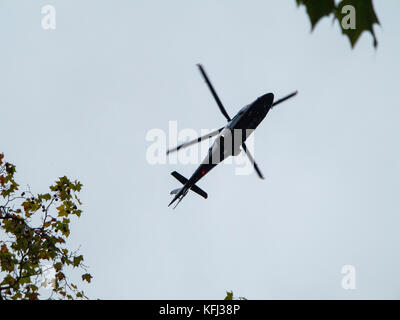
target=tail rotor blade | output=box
[271,91,298,108]
[197,64,231,121]
[242,142,264,179]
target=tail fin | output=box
[168,190,185,208]
[170,188,181,195]
[170,171,208,200]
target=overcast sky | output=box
[1,0,399,299]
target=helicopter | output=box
[167,64,297,208]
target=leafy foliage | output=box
[224,290,247,300]
[224,291,233,300]
[336,0,379,48]
[0,153,91,300]
[296,0,380,48]
[297,0,336,30]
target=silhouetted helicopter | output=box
[167,64,297,208]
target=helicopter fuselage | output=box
[182,92,274,191]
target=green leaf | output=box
[82,273,92,283]
[30,284,39,292]
[73,255,84,267]
[19,276,31,285]
[297,0,335,30]
[12,292,23,300]
[40,193,52,201]
[336,0,379,48]
[73,209,82,217]
[2,274,16,286]
[54,262,63,271]
[56,204,68,217]
[296,0,379,48]
[224,291,233,300]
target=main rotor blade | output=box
[197,64,231,121]
[271,91,298,108]
[241,142,265,179]
[166,127,224,155]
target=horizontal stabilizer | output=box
[171,171,188,185]
[170,171,208,199]
[190,184,208,199]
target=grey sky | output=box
[1,0,399,299]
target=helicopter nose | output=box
[258,93,274,107]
